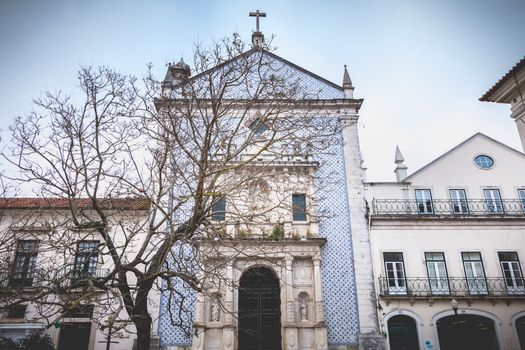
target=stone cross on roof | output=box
[249,10,266,32]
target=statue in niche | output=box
[300,299,308,321]
[210,297,220,322]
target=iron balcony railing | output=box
[61,267,110,288]
[378,277,525,298]
[0,267,110,289]
[372,199,525,216]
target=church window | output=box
[211,196,226,221]
[474,155,494,169]
[292,194,307,221]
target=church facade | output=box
[156,24,383,350]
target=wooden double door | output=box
[238,267,281,350]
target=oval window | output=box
[474,155,494,169]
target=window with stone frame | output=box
[73,241,100,278]
[10,240,39,287]
[211,196,226,221]
[292,194,307,221]
[7,305,27,319]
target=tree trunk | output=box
[134,314,153,350]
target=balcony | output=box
[378,277,525,299]
[63,267,110,288]
[371,199,525,217]
[0,268,110,290]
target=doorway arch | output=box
[514,314,525,350]
[238,266,281,350]
[387,314,420,350]
[436,314,499,350]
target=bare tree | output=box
[1,34,344,349]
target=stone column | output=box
[285,255,295,323]
[312,254,325,323]
[195,293,205,323]
[193,294,205,350]
[284,255,298,350]
[224,263,234,323]
[223,263,235,350]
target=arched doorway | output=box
[516,315,525,350]
[437,314,499,350]
[238,267,281,350]
[387,315,420,350]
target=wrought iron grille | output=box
[67,267,109,287]
[378,277,525,298]
[372,199,525,216]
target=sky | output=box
[0,0,524,181]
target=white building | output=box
[480,56,525,152]
[0,198,157,350]
[366,133,525,350]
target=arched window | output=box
[387,315,420,350]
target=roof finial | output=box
[343,65,354,98]
[395,146,405,164]
[394,146,408,182]
[249,10,267,48]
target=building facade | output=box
[156,31,384,350]
[0,198,156,350]
[480,56,525,152]
[366,133,525,350]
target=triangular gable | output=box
[184,48,345,100]
[404,132,525,181]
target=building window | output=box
[484,189,504,214]
[7,305,27,319]
[474,155,494,169]
[11,240,39,287]
[425,252,449,294]
[248,118,268,135]
[383,252,406,295]
[73,241,99,278]
[518,189,525,212]
[64,305,94,318]
[498,252,524,294]
[449,189,468,214]
[461,252,487,294]
[292,194,307,221]
[211,196,226,221]
[415,189,433,214]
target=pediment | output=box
[172,49,345,100]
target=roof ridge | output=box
[185,48,344,92]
